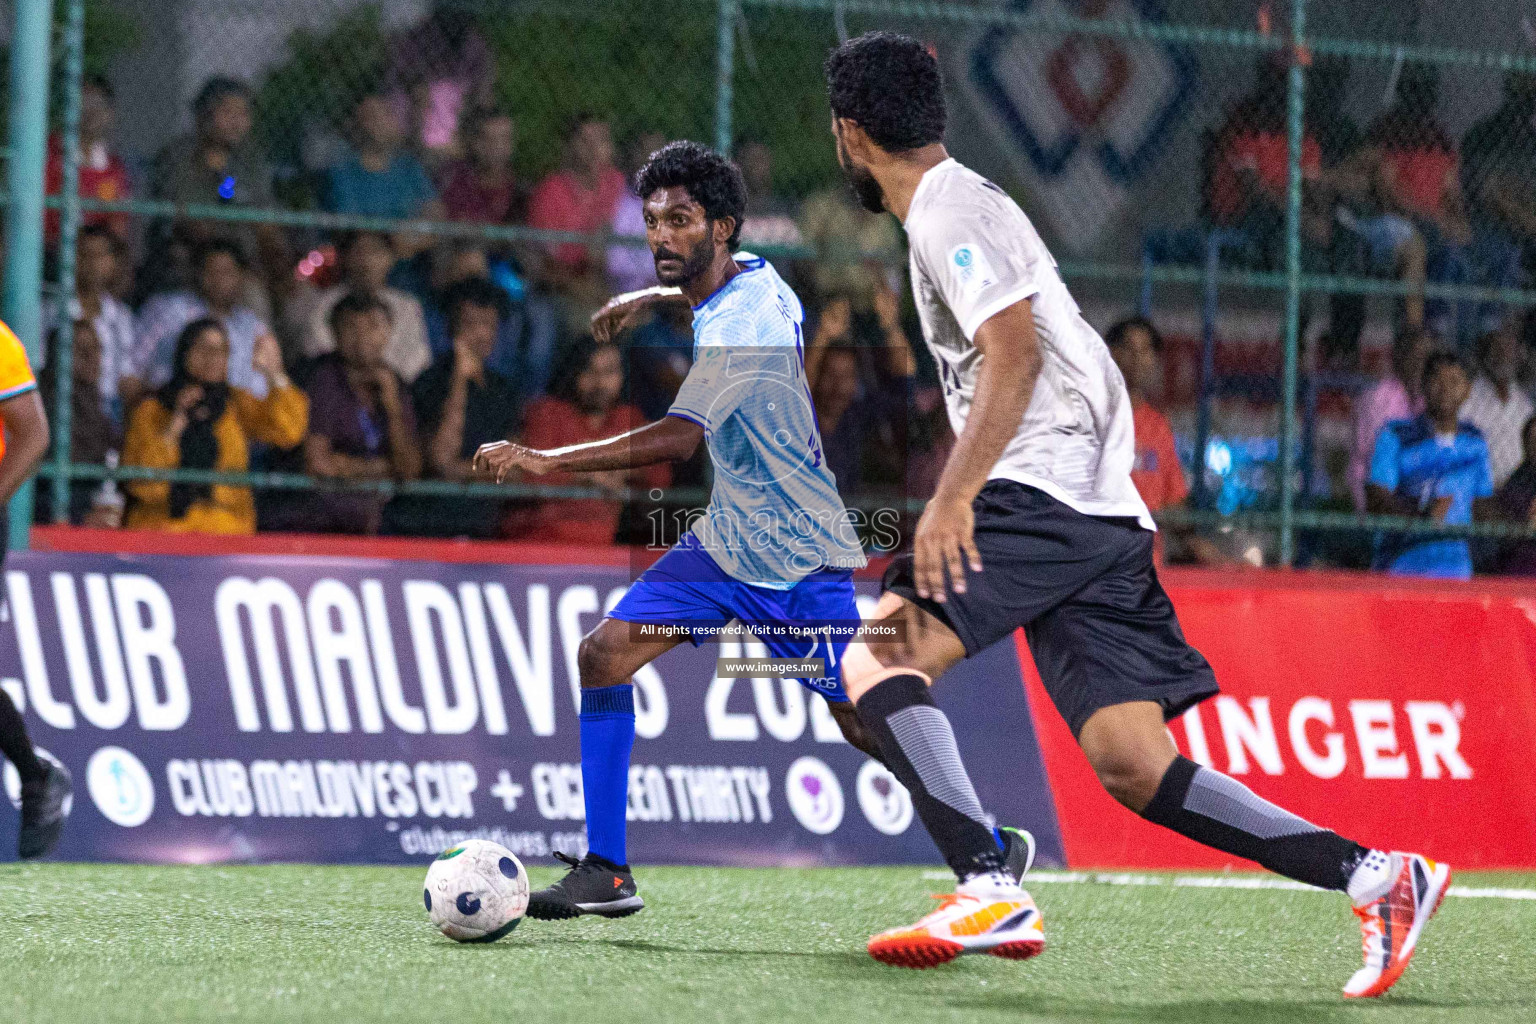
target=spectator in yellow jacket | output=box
[123,317,306,533]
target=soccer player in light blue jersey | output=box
[476,142,970,920]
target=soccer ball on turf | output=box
[424,840,530,942]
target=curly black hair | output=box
[633,140,748,251]
[824,31,946,153]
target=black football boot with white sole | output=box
[19,760,72,860]
[526,851,645,920]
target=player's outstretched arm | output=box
[591,286,691,342]
[473,415,704,483]
[914,299,1043,602]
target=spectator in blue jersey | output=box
[1367,352,1495,579]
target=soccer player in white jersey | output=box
[822,33,1447,996]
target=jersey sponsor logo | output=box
[950,243,997,300]
[784,755,844,834]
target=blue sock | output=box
[993,826,1005,851]
[579,683,636,866]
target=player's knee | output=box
[1086,748,1167,814]
[576,630,627,689]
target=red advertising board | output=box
[1020,569,1536,870]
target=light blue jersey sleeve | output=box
[1369,425,1402,491]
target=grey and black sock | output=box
[1142,755,1367,890]
[0,689,45,784]
[855,672,1004,881]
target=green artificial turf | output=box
[0,864,1531,1024]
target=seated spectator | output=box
[383,2,496,166]
[528,114,627,312]
[1105,316,1229,565]
[407,298,523,537]
[45,74,131,247]
[1495,414,1536,575]
[47,225,135,426]
[438,107,525,224]
[147,78,281,298]
[1460,325,1533,489]
[133,240,274,402]
[132,240,277,407]
[1367,353,1495,579]
[606,131,666,295]
[1206,57,1323,269]
[1461,72,1536,335]
[425,272,555,397]
[804,286,915,495]
[302,231,431,384]
[38,322,124,525]
[122,320,306,535]
[506,337,667,545]
[323,91,444,221]
[1365,63,1473,338]
[736,138,803,250]
[302,294,422,534]
[1348,326,1431,512]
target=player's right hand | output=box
[912,495,983,603]
[591,294,654,343]
[473,440,551,482]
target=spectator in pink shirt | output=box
[527,115,626,315]
[1350,326,1432,511]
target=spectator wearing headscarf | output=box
[122,319,306,534]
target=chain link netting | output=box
[14,0,1536,567]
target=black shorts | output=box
[884,481,1218,736]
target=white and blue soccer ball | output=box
[424,840,530,942]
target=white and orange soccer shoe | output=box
[867,875,1045,969]
[1343,852,1451,999]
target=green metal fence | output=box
[5,0,1536,565]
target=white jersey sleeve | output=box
[907,182,1045,341]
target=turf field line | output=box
[920,869,1536,900]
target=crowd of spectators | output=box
[1207,59,1534,360]
[36,30,928,549]
[32,35,1536,573]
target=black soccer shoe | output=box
[19,760,72,860]
[526,851,645,920]
[1000,826,1037,884]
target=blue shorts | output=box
[607,534,860,702]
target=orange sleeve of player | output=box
[0,321,38,401]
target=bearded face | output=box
[836,130,886,214]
